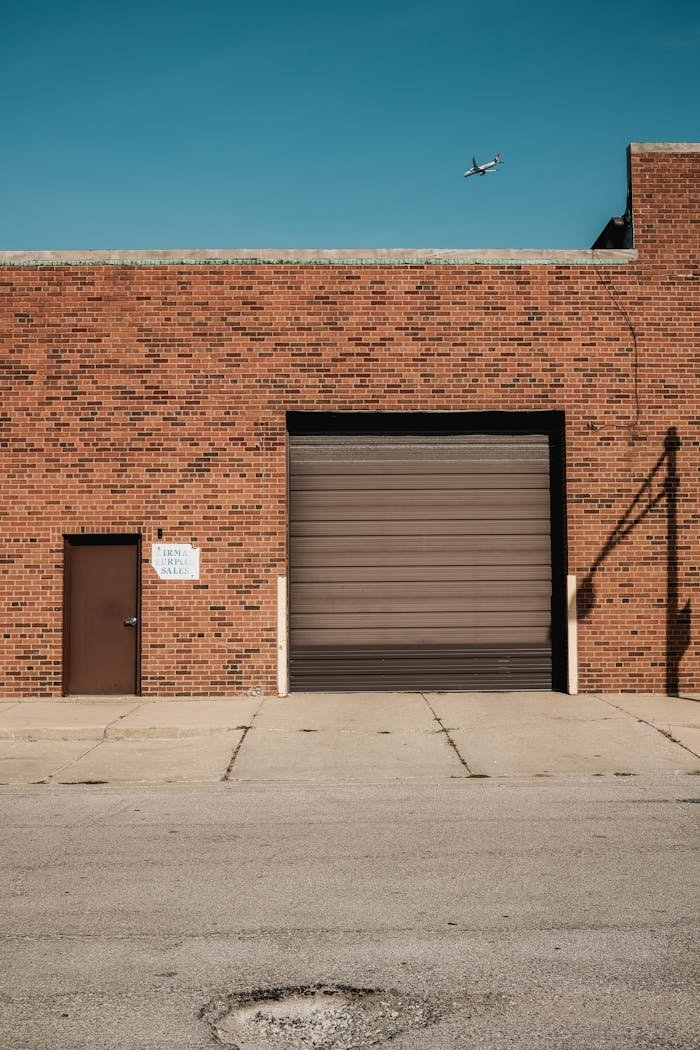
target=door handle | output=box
[123,616,138,627]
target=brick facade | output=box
[1,143,698,696]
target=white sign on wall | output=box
[151,543,200,580]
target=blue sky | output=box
[2,0,698,250]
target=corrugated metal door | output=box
[289,432,553,690]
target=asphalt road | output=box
[2,776,699,1049]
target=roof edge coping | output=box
[629,142,700,153]
[0,248,638,267]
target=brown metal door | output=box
[64,536,140,695]
[289,431,554,690]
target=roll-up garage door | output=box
[289,431,554,690]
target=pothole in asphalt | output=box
[200,983,440,1049]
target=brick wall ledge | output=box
[0,248,638,267]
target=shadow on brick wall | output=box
[577,427,692,696]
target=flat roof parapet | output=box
[0,248,638,267]
[629,142,700,153]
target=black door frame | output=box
[286,410,568,692]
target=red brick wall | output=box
[1,146,698,696]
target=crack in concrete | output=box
[594,694,700,760]
[221,695,266,781]
[47,703,142,781]
[419,692,472,775]
[43,739,104,781]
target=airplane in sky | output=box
[464,153,502,178]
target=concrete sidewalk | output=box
[0,691,698,785]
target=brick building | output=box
[1,142,698,698]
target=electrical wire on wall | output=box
[588,246,642,439]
